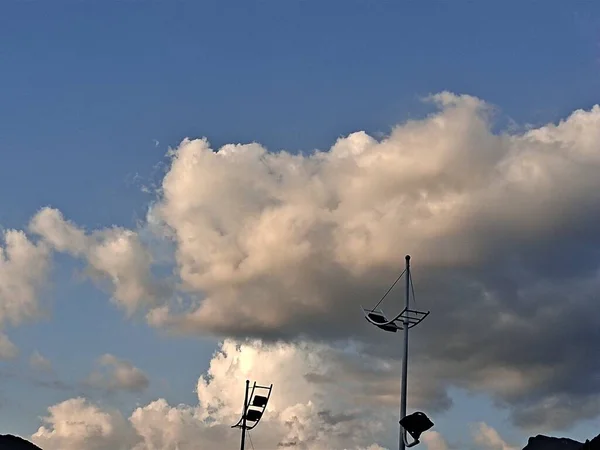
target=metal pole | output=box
[240,379,249,450]
[399,255,410,450]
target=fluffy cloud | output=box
[472,422,517,450]
[29,208,167,315]
[32,340,396,450]
[0,230,50,326]
[31,341,521,450]
[86,354,149,393]
[147,94,600,341]
[32,397,138,450]
[422,431,450,450]
[142,95,600,431]
[0,229,51,357]
[11,92,600,435]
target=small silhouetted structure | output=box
[231,379,273,450]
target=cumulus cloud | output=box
[0,229,51,326]
[422,431,450,450]
[0,229,51,357]
[29,208,167,315]
[471,422,517,450]
[30,351,53,372]
[86,354,149,393]
[33,340,396,450]
[147,94,600,340]
[141,95,600,430]
[12,92,600,434]
[32,397,138,450]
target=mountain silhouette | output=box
[0,434,42,450]
[522,434,600,450]
[581,433,600,450]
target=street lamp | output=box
[361,255,433,449]
[231,380,273,450]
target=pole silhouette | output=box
[240,379,249,450]
[400,255,410,450]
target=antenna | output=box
[231,380,273,450]
[361,255,433,449]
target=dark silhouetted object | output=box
[399,412,434,443]
[232,379,273,450]
[252,395,268,408]
[0,434,42,450]
[522,434,581,450]
[245,408,263,422]
[367,312,399,332]
[581,434,600,450]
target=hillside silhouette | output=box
[520,433,600,450]
[523,435,582,449]
[0,434,41,449]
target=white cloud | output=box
[0,229,50,326]
[140,95,600,430]
[471,422,517,450]
[28,207,87,255]
[32,397,138,450]
[30,351,53,372]
[145,96,600,340]
[0,229,51,357]
[30,207,167,315]
[0,332,18,359]
[33,340,394,450]
[86,354,149,393]
[422,431,450,450]
[13,93,600,433]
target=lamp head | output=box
[400,411,434,442]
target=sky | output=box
[1,1,600,449]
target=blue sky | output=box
[1,1,600,449]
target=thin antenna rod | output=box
[240,379,249,450]
[400,255,411,450]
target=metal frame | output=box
[361,255,430,450]
[232,379,273,450]
[362,307,429,332]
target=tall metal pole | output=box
[240,379,249,450]
[399,255,411,450]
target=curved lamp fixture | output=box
[232,380,273,450]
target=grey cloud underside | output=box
[23,93,600,433]
[84,354,150,393]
